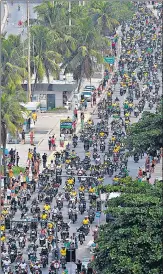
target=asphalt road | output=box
[4,3,162,274]
[5,1,37,37]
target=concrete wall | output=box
[22,82,77,109]
[32,90,63,109]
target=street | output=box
[1,1,162,274]
[4,1,37,37]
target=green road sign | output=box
[104,56,115,64]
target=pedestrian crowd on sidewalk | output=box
[137,148,162,182]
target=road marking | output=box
[68,220,71,226]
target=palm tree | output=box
[33,1,76,63]
[30,25,62,83]
[1,34,27,87]
[1,89,26,180]
[90,0,119,36]
[63,15,109,90]
[34,0,67,31]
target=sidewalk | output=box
[6,77,108,171]
[149,157,163,184]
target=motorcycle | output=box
[134,155,139,163]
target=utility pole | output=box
[27,0,31,101]
[68,1,71,28]
[0,0,2,272]
[0,0,2,271]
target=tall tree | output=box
[126,111,162,155]
[90,0,120,36]
[92,179,162,274]
[1,34,27,87]
[30,25,62,83]
[1,89,26,180]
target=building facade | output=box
[22,81,77,110]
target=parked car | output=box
[82,90,92,102]
[84,85,96,91]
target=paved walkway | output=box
[149,157,162,184]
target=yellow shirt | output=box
[79,186,85,192]
[66,159,71,164]
[85,152,91,157]
[99,132,105,137]
[1,210,8,216]
[48,223,53,229]
[28,152,33,160]
[83,219,89,225]
[89,187,95,193]
[44,205,51,211]
[32,113,37,121]
[41,214,48,220]
[67,179,74,185]
[60,249,66,256]
[71,191,77,197]
[0,225,5,231]
[1,236,6,242]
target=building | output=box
[22,80,77,111]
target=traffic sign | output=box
[95,212,101,218]
[104,56,115,64]
[54,261,60,269]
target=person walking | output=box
[21,130,25,144]
[76,260,82,273]
[30,131,34,146]
[60,133,65,147]
[81,112,85,129]
[16,152,20,166]
[51,135,56,151]
[42,153,47,169]
[72,119,77,133]
[6,187,12,205]
[74,107,78,120]
[32,112,37,125]
[92,92,96,106]
[84,99,87,110]
[48,137,52,151]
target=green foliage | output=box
[33,0,134,82]
[93,179,162,274]
[30,25,62,82]
[1,34,27,87]
[1,89,26,147]
[126,111,163,154]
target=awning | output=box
[20,102,40,111]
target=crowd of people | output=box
[0,1,162,274]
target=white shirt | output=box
[20,263,27,269]
[7,189,11,196]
